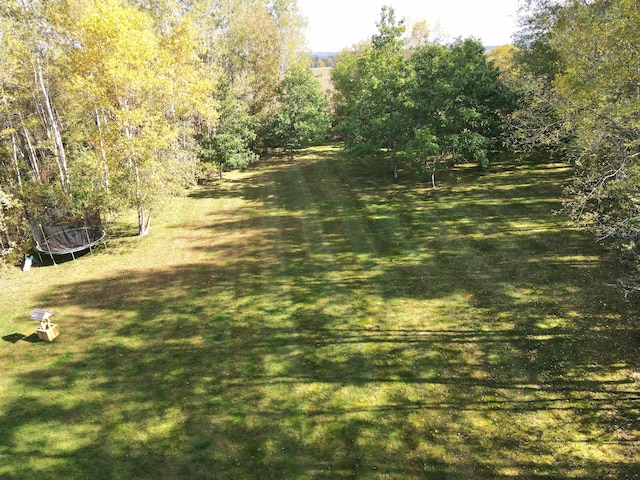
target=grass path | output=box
[1,145,639,479]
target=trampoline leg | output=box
[39,225,57,266]
[85,227,93,256]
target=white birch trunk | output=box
[20,122,41,182]
[34,57,70,193]
[95,109,110,192]
[10,132,23,188]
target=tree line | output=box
[2,0,640,293]
[331,1,640,292]
[331,7,515,184]
[0,0,328,254]
[310,54,337,69]
[510,0,640,292]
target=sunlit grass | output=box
[1,145,639,479]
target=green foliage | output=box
[0,186,19,255]
[331,43,370,146]
[510,0,640,292]
[200,92,258,179]
[333,7,413,180]
[507,2,569,156]
[20,181,72,224]
[66,148,110,218]
[517,0,640,290]
[411,38,515,170]
[513,0,564,82]
[333,9,514,180]
[405,126,442,187]
[200,133,257,177]
[260,66,331,159]
[210,0,307,120]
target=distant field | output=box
[313,66,334,93]
[1,145,638,479]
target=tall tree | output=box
[330,41,371,139]
[514,0,564,82]
[268,0,307,76]
[206,0,305,120]
[508,0,568,156]
[410,39,515,172]
[261,66,330,159]
[62,0,213,235]
[0,0,71,196]
[200,89,258,179]
[552,0,640,289]
[332,6,413,181]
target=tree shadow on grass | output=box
[2,150,639,479]
[2,262,637,479]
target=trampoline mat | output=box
[31,224,106,255]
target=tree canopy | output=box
[0,0,308,250]
[511,0,640,291]
[261,66,331,159]
[332,7,514,182]
[332,7,414,181]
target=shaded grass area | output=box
[1,145,639,479]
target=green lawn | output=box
[1,145,639,479]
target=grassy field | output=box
[1,145,639,479]
[312,67,334,94]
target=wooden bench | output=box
[31,309,59,342]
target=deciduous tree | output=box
[0,0,71,197]
[552,0,640,289]
[333,6,413,181]
[261,66,330,159]
[411,39,515,171]
[62,0,212,235]
[200,90,258,179]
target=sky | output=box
[297,0,521,52]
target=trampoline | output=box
[31,223,108,265]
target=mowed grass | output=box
[1,145,639,479]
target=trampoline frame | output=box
[33,224,108,265]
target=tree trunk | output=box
[34,57,70,194]
[95,109,110,192]
[125,125,151,236]
[391,141,398,182]
[10,133,23,189]
[138,205,151,236]
[20,124,41,182]
[0,202,11,251]
[132,158,151,236]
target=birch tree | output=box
[0,0,71,196]
[63,0,214,235]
